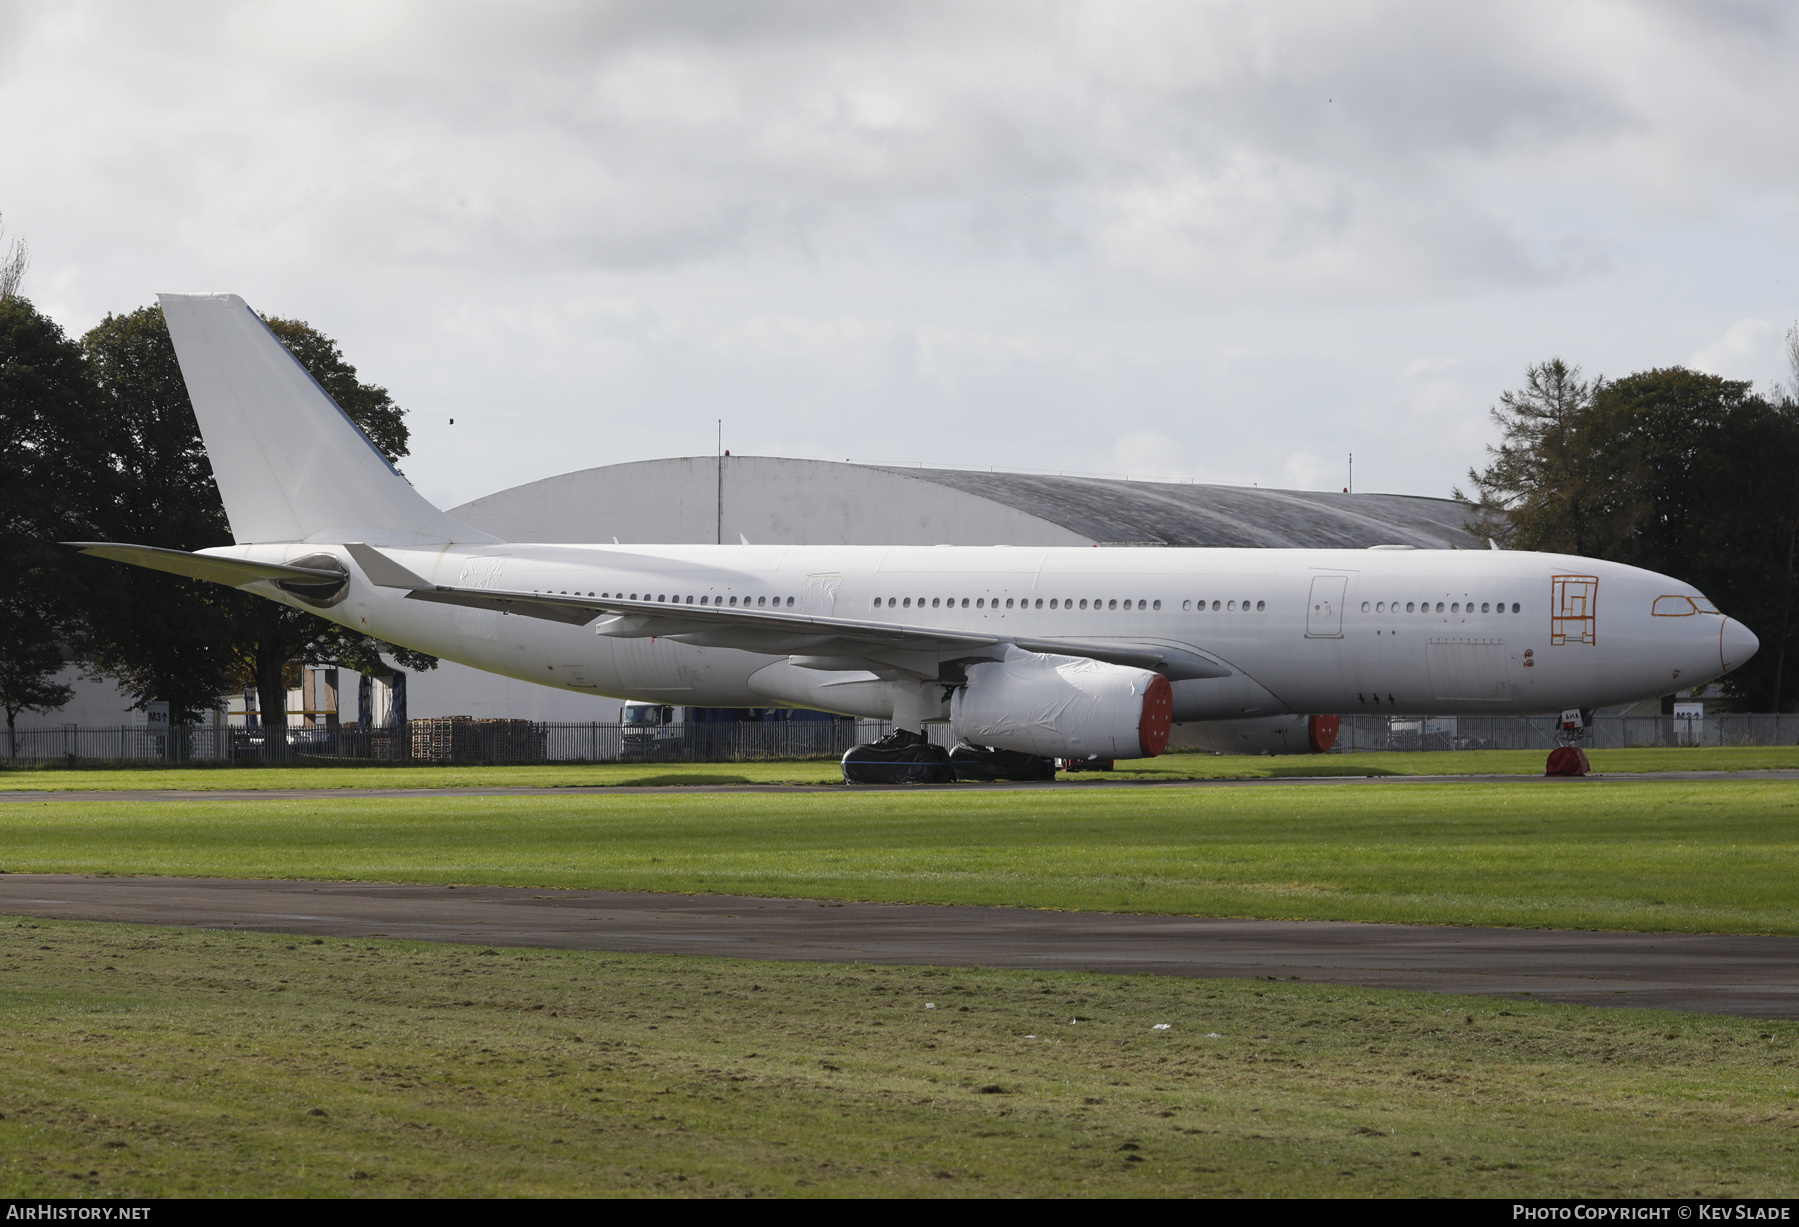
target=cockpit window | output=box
[1693,596,1721,614]
[1652,595,1696,616]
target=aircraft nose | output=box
[1721,617,1760,674]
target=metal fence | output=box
[4,712,1797,767]
[1332,713,1799,753]
[0,718,891,767]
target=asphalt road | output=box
[2,874,1795,1019]
[2,768,1796,804]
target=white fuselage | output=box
[211,541,1752,722]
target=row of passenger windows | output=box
[872,596,1165,611]
[573,591,795,607]
[1363,600,1521,614]
[547,588,1511,619]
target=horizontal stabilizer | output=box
[344,542,430,590]
[66,542,343,588]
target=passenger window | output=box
[1481,602,1489,613]
[1107,599,1117,610]
[1435,602,1444,613]
[1211,600,1220,611]
[1227,600,1236,611]
[1181,600,1190,611]
[963,598,971,608]
[1257,600,1265,611]
[1152,600,1161,610]
[1362,601,1371,612]
[1006,598,1015,608]
[787,596,795,607]
[1405,602,1414,612]
[932,598,940,608]
[903,598,911,608]
[1079,599,1088,609]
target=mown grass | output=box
[3,745,1798,793]
[1,918,1794,1198]
[5,781,1799,934]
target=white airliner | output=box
[72,294,1758,762]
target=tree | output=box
[1465,361,1799,710]
[1457,359,1629,555]
[0,213,27,302]
[261,317,409,463]
[74,306,244,723]
[73,306,434,728]
[0,294,103,740]
[0,608,72,753]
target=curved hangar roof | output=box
[448,456,1479,550]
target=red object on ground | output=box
[1138,675,1174,757]
[1545,746,1591,776]
[1307,714,1341,753]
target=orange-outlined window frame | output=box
[1653,594,1723,617]
[1551,574,1598,646]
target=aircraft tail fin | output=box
[158,293,494,546]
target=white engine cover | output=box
[950,646,1173,760]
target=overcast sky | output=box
[4,1,1796,509]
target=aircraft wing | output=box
[346,544,1229,679]
[66,542,344,588]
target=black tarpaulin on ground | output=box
[842,728,956,784]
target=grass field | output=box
[2,917,1794,1198]
[5,780,1798,934]
[3,745,1799,793]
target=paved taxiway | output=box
[2,768,1796,805]
[2,874,1795,1019]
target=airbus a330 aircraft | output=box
[72,294,1758,763]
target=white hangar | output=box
[446,456,1478,551]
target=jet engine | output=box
[950,647,1172,760]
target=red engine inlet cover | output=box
[1307,714,1340,754]
[1138,674,1173,757]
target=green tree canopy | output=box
[0,295,93,738]
[1464,361,1799,710]
[71,305,433,727]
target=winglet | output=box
[345,542,431,590]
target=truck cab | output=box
[620,703,684,759]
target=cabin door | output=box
[1305,574,1348,638]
